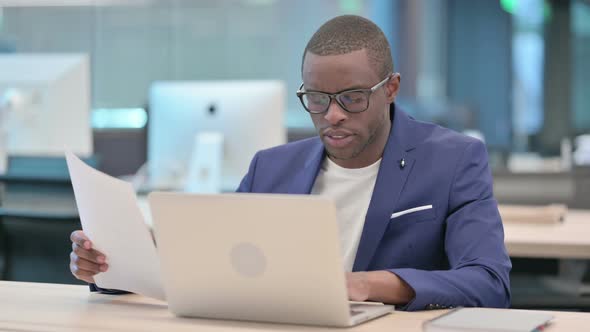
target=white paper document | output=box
[66,152,165,301]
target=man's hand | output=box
[69,230,108,283]
[346,272,372,301]
[346,271,416,304]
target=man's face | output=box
[302,49,398,168]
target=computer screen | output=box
[0,54,93,158]
[148,80,286,192]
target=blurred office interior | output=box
[0,0,589,311]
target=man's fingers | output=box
[71,242,106,264]
[70,262,98,284]
[69,230,108,284]
[70,262,101,283]
[70,230,91,250]
[345,272,370,302]
[70,252,106,273]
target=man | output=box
[70,15,511,311]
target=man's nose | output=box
[323,99,348,125]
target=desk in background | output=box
[504,209,590,259]
[493,167,590,209]
[0,156,89,284]
[503,209,590,310]
[0,178,80,284]
[0,281,588,332]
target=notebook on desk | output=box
[423,307,553,332]
[148,192,394,327]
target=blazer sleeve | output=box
[390,140,512,311]
[235,151,260,193]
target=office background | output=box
[1,0,589,174]
[0,0,589,312]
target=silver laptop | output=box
[148,192,394,327]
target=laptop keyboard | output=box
[349,303,366,316]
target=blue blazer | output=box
[236,105,512,311]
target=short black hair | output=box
[302,15,394,79]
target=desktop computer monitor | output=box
[148,80,286,192]
[0,54,93,171]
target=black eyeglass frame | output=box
[296,73,397,114]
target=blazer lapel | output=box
[288,138,325,194]
[353,105,418,271]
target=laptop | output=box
[148,192,394,327]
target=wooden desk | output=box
[504,210,590,259]
[0,281,588,331]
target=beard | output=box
[323,118,385,161]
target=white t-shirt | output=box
[311,157,381,272]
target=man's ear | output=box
[384,73,401,104]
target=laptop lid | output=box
[148,192,352,326]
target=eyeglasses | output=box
[296,73,395,114]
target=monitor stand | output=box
[184,131,224,194]
[0,125,8,175]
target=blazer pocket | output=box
[389,205,436,224]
